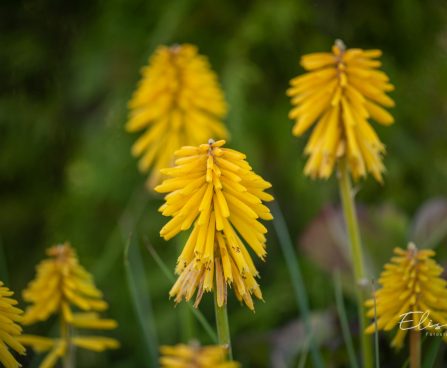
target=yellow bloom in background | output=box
[127,44,229,188]
[287,39,394,182]
[18,243,119,368]
[160,343,240,368]
[0,281,25,368]
[22,244,111,325]
[365,243,447,348]
[155,139,273,310]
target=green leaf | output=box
[422,337,442,368]
[124,235,159,368]
[271,200,324,368]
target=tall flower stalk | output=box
[19,243,119,368]
[155,139,274,353]
[287,40,395,368]
[337,159,371,367]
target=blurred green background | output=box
[2,0,447,366]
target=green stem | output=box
[213,292,232,360]
[410,330,421,368]
[337,159,372,368]
[61,318,75,368]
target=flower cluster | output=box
[160,343,240,368]
[287,40,394,182]
[0,281,25,368]
[19,243,119,367]
[127,44,229,188]
[155,139,273,310]
[365,243,447,348]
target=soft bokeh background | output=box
[2,0,447,366]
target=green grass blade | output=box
[270,200,324,368]
[124,235,159,367]
[145,242,173,282]
[95,186,148,281]
[400,335,436,368]
[187,304,218,344]
[297,349,308,368]
[422,337,442,368]
[144,241,218,343]
[297,335,309,368]
[334,270,359,368]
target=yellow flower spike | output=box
[156,139,274,310]
[0,281,26,368]
[21,243,111,326]
[18,243,119,368]
[127,44,229,188]
[159,343,240,368]
[288,39,394,182]
[365,243,447,349]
